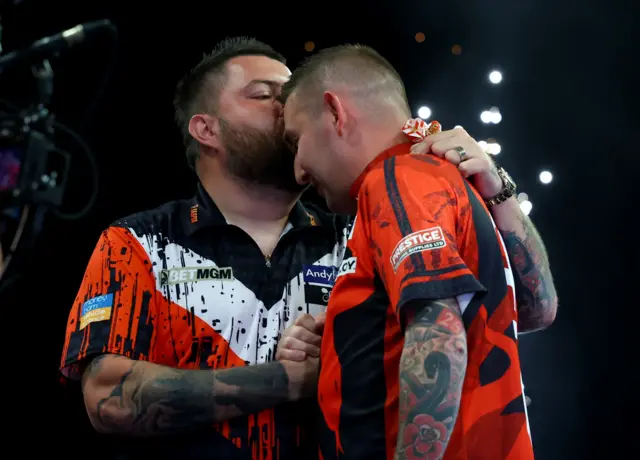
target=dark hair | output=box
[281,44,409,115]
[173,37,286,170]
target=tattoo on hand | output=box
[84,356,291,436]
[396,298,467,460]
[501,212,557,332]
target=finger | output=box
[457,158,487,177]
[430,137,468,156]
[409,129,459,154]
[294,313,316,331]
[276,348,306,362]
[314,312,327,332]
[288,325,322,347]
[425,129,459,141]
[437,128,465,139]
[409,135,435,154]
[443,149,462,165]
[281,336,321,358]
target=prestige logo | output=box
[390,227,446,272]
[160,266,233,286]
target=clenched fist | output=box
[276,313,326,361]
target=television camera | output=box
[0,16,117,293]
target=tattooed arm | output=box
[395,298,467,460]
[81,353,315,436]
[491,197,558,332]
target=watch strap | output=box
[484,167,516,208]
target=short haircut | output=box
[281,44,410,117]
[173,37,286,170]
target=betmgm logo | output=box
[160,266,233,286]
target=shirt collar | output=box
[185,182,320,236]
[349,142,413,200]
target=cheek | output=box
[233,102,278,130]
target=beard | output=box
[219,118,306,194]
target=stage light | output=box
[489,70,503,84]
[417,106,431,119]
[520,200,533,215]
[454,125,463,130]
[517,192,529,202]
[304,41,315,52]
[481,108,502,124]
[452,44,462,55]
[415,32,425,43]
[486,142,501,155]
[539,170,553,184]
[478,140,488,151]
[489,107,502,124]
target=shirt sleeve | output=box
[59,226,158,380]
[359,158,486,322]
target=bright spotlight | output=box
[539,171,553,184]
[488,107,502,124]
[478,140,488,151]
[454,125,464,130]
[520,200,533,215]
[489,70,503,84]
[480,111,492,124]
[517,192,529,202]
[481,108,502,124]
[417,106,431,119]
[486,142,501,155]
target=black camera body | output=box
[0,109,70,212]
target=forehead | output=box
[223,55,291,91]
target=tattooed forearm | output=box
[491,197,558,332]
[81,354,293,436]
[395,298,467,460]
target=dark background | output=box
[0,0,635,457]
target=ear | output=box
[188,114,221,150]
[323,91,347,137]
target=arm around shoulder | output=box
[490,197,558,332]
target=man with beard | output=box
[59,38,555,460]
